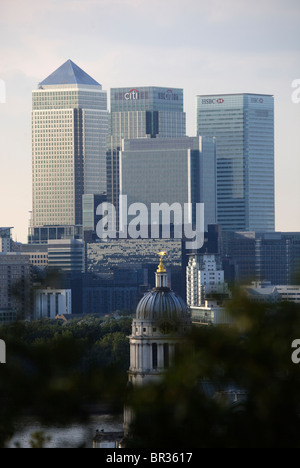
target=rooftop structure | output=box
[39,60,100,87]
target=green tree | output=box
[127,295,300,448]
[95,332,130,370]
[0,318,129,447]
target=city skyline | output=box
[0,0,299,242]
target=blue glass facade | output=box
[107,87,186,213]
[119,136,216,231]
[197,94,275,232]
[110,86,185,146]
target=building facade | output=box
[222,231,300,285]
[48,239,85,273]
[0,228,13,253]
[82,193,107,242]
[119,136,216,233]
[19,243,48,269]
[34,289,72,319]
[0,253,33,322]
[186,253,231,325]
[107,86,186,215]
[30,60,108,242]
[86,238,183,273]
[186,254,228,307]
[197,94,275,232]
[110,87,186,148]
[244,282,300,304]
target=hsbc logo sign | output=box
[202,98,224,105]
[201,97,266,105]
[251,97,264,104]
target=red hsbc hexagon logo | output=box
[201,98,225,105]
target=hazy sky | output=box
[0,0,299,242]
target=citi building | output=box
[110,86,186,147]
[108,86,186,211]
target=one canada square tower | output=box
[29,60,108,243]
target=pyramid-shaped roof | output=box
[39,60,101,87]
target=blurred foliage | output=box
[0,316,131,448]
[2,290,300,448]
[29,431,51,449]
[127,293,300,448]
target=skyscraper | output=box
[107,86,186,213]
[197,94,275,232]
[119,136,216,231]
[30,60,108,243]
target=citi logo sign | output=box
[124,89,139,101]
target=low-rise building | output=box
[0,253,33,321]
[34,288,72,320]
[190,300,234,326]
[244,282,300,303]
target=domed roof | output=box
[136,287,189,321]
[136,251,190,322]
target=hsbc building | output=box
[197,93,275,233]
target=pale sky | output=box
[0,0,299,242]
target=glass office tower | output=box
[119,136,216,231]
[197,94,275,232]
[107,87,186,214]
[30,60,108,243]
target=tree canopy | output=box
[1,294,300,448]
[127,294,300,448]
[0,315,131,447]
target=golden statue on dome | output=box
[157,251,167,273]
